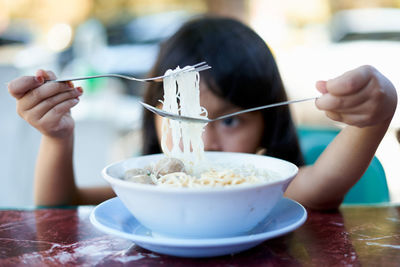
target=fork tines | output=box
[181,62,211,74]
[195,64,212,72]
[160,62,211,82]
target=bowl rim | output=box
[102,152,298,194]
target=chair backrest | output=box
[297,126,390,204]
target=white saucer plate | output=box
[90,197,307,258]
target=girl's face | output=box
[155,84,265,154]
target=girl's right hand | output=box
[8,69,83,139]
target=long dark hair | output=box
[142,16,304,166]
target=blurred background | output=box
[1,0,399,207]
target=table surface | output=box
[1,203,399,266]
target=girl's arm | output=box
[286,121,390,209]
[34,135,115,206]
[8,70,114,206]
[285,65,397,209]
[34,134,76,206]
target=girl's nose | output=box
[203,125,222,151]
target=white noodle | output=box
[160,66,207,172]
[155,167,277,188]
[127,65,276,188]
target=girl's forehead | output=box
[199,84,239,115]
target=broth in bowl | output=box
[102,152,298,239]
[102,66,298,238]
[123,156,281,188]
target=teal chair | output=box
[297,126,390,204]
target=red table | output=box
[1,203,399,266]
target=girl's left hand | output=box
[315,65,397,127]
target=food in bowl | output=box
[159,65,208,170]
[123,157,280,188]
[103,152,298,239]
[102,65,298,238]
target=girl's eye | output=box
[220,117,240,128]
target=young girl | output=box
[8,17,397,209]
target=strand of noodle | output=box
[157,66,269,188]
[177,71,205,166]
[161,69,181,157]
[155,169,264,188]
[160,66,207,172]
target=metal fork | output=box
[52,62,211,83]
[140,97,319,123]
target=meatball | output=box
[153,157,186,177]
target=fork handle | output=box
[213,97,319,121]
[53,74,127,83]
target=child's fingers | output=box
[323,97,381,127]
[25,87,83,121]
[324,111,342,122]
[18,81,75,111]
[315,88,369,111]
[8,70,63,100]
[8,76,44,99]
[325,65,374,96]
[325,110,372,127]
[39,98,80,127]
[315,80,328,94]
[36,69,57,81]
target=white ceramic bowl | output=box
[102,152,298,239]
